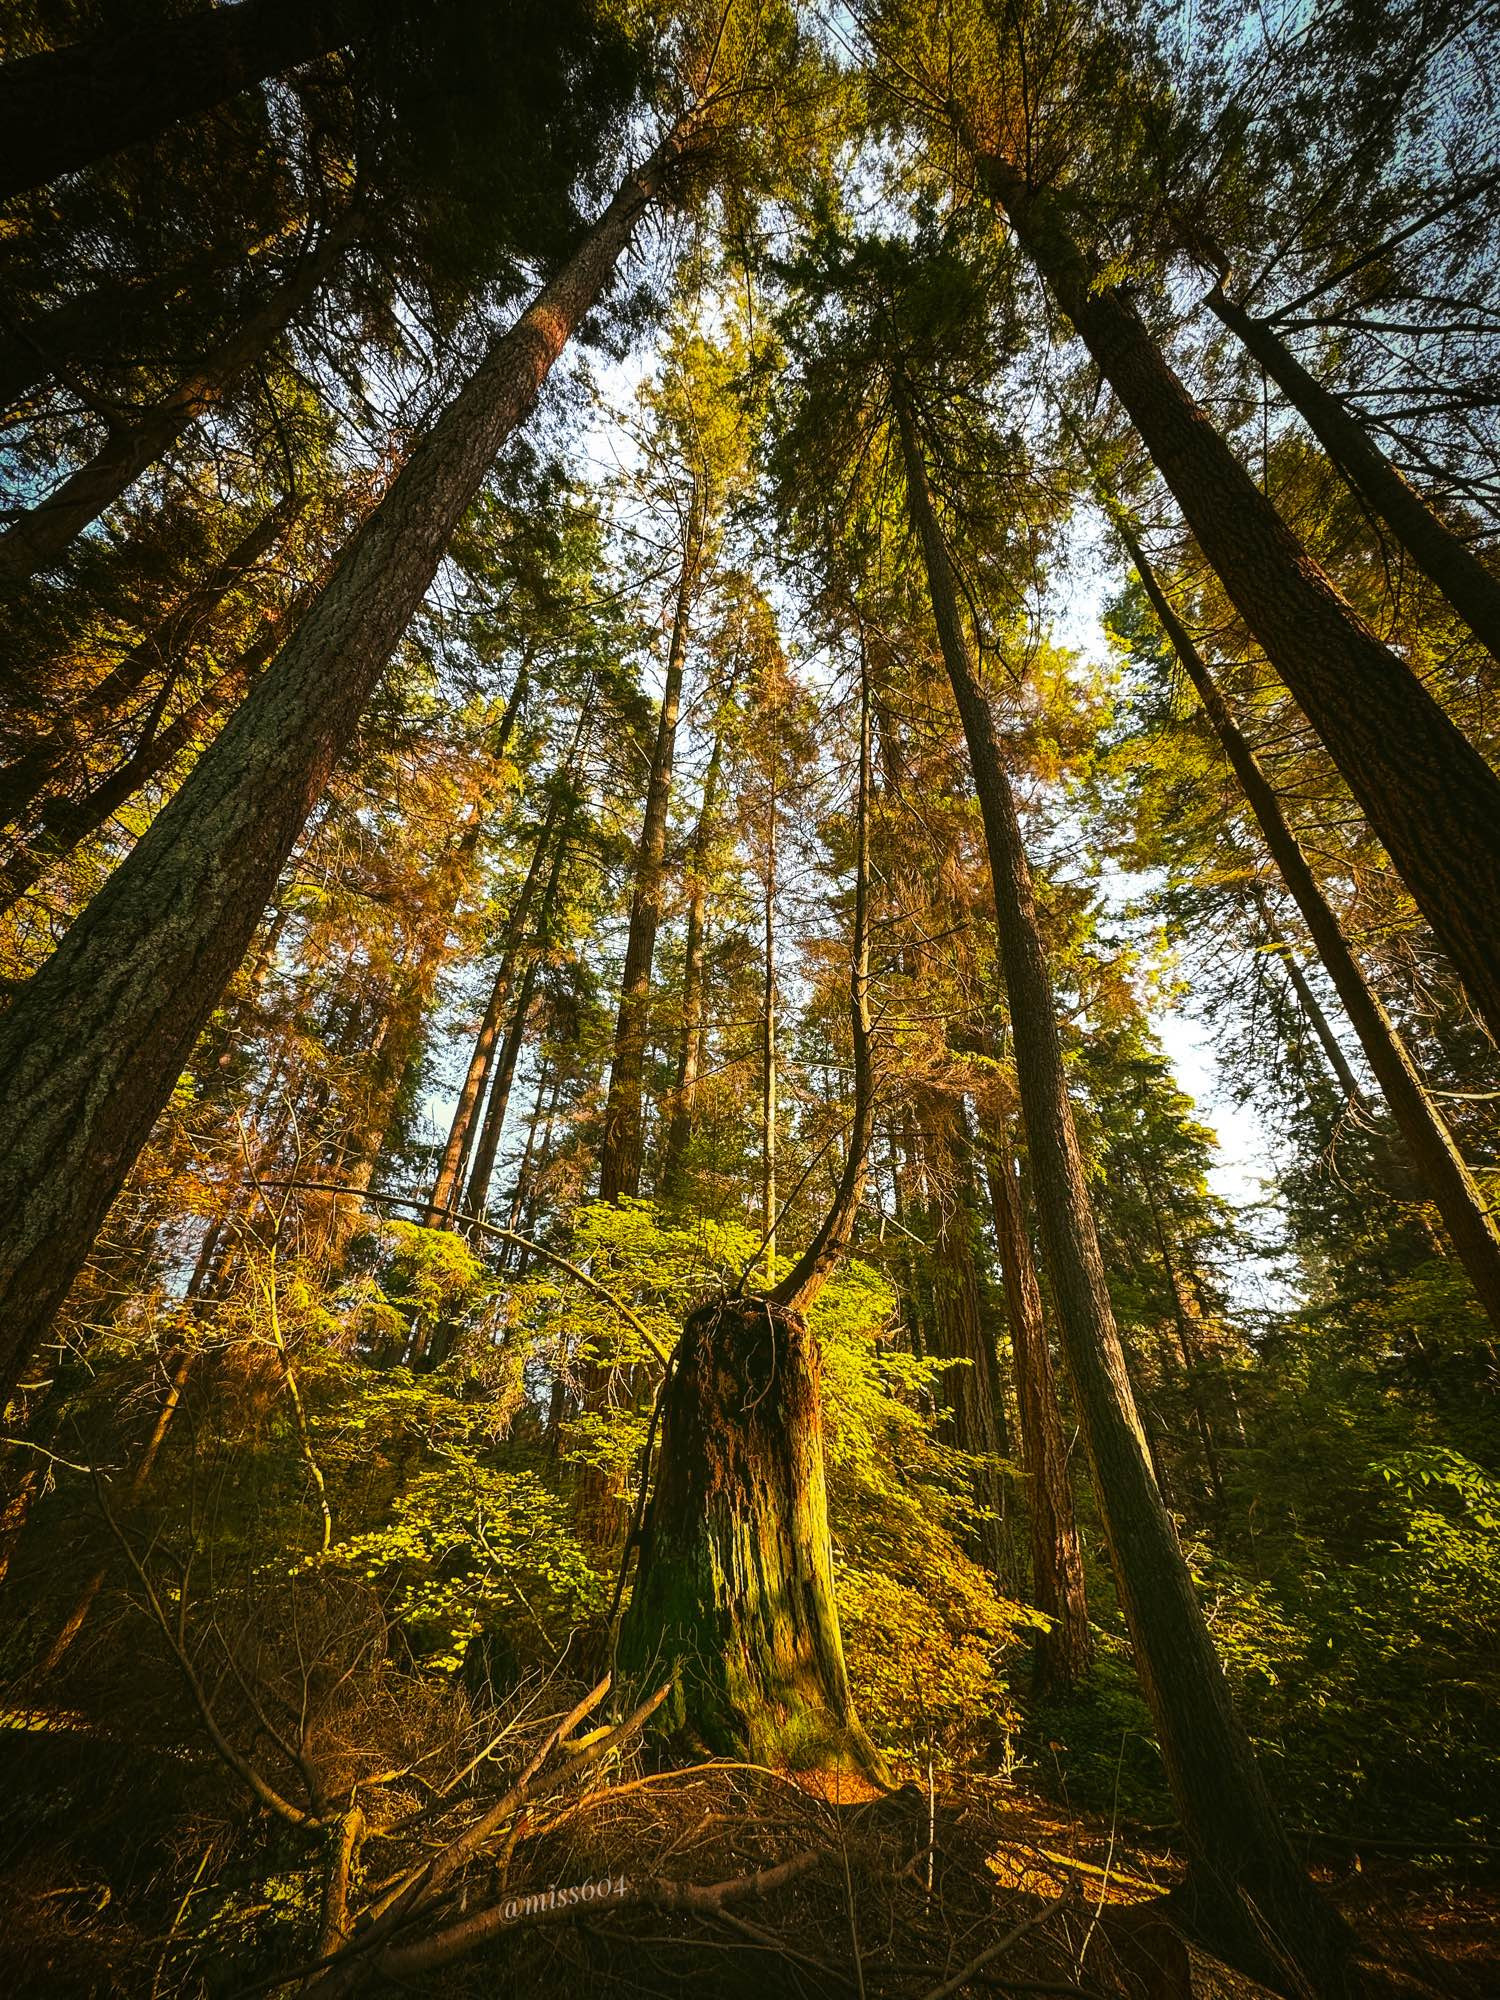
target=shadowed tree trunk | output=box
[660,731,722,1196]
[0,232,297,410]
[0,497,294,825]
[0,585,319,916]
[0,128,697,1408]
[0,219,358,586]
[982,155,1500,1049]
[916,1088,1010,1579]
[1208,285,1500,664]
[617,647,882,1777]
[761,750,778,1281]
[980,1108,1092,1696]
[1132,1163,1227,1513]
[1115,512,1500,1335]
[1254,890,1364,1106]
[598,476,705,1201]
[0,0,393,199]
[897,384,1353,1994]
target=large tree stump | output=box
[618,1295,885,1780]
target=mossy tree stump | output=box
[618,1294,885,1781]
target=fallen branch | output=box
[298,1680,670,1996]
[372,1848,821,1982]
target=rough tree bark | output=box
[0,0,396,199]
[1116,513,1500,1335]
[617,650,881,1776]
[979,1109,1092,1696]
[598,476,705,1201]
[0,219,358,586]
[0,129,697,1406]
[982,156,1500,1049]
[898,387,1353,1994]
[1209,285,1500,665]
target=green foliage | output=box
[311,1457,605,1673]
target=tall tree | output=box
[1106,503,1500,1333]
[970,151,1500,1049]
[897,381,1349,1988]
[598,475,706,1201]
[0,115,702,1404]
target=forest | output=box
[1,0,1498,1994]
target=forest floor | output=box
[0,1706,1496,1999]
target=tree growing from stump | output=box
[618,646,885,1780]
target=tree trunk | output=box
[984,156,1500,1048]
[0,0,386,199]
[0,225,304,411]
[1209,286,1500,664]
[0,498,295,828]
[0,217,357,586]
[761,757,778,1280]
[980,1113,1092,1696]
[1135,1167,1227,1513]
[617,654,880,1775]
[661,732,722,1196]
[502,1059,555,1240]
[916,1089,1009,1579]
[598,477,705,1201]
[897,387,1352,1994]
[1254,891,1364,1105]
[0,612,290,915]
[0,131,691,1407]
[616,1295,885,1777]
[428,774,572,1219]
[463,956,539,1222]
[1117,514,1500,1335]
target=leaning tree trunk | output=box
[0,0,388,199]
[897,387,1353,1995]
[1209,286,1500,666]
[980,1110,1092,1697]
[0,592,310,916]
[0,220,357,586]
[1254,890,1364,1106]
[598,476,705,1202]
[0,231,291,411]
[0,497,295,829]
[982,156,1500,1050]
[461,751,582,1219]
[1116,513,1500,1335]
[617,649,882,1778]
[0,129,694,1408]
